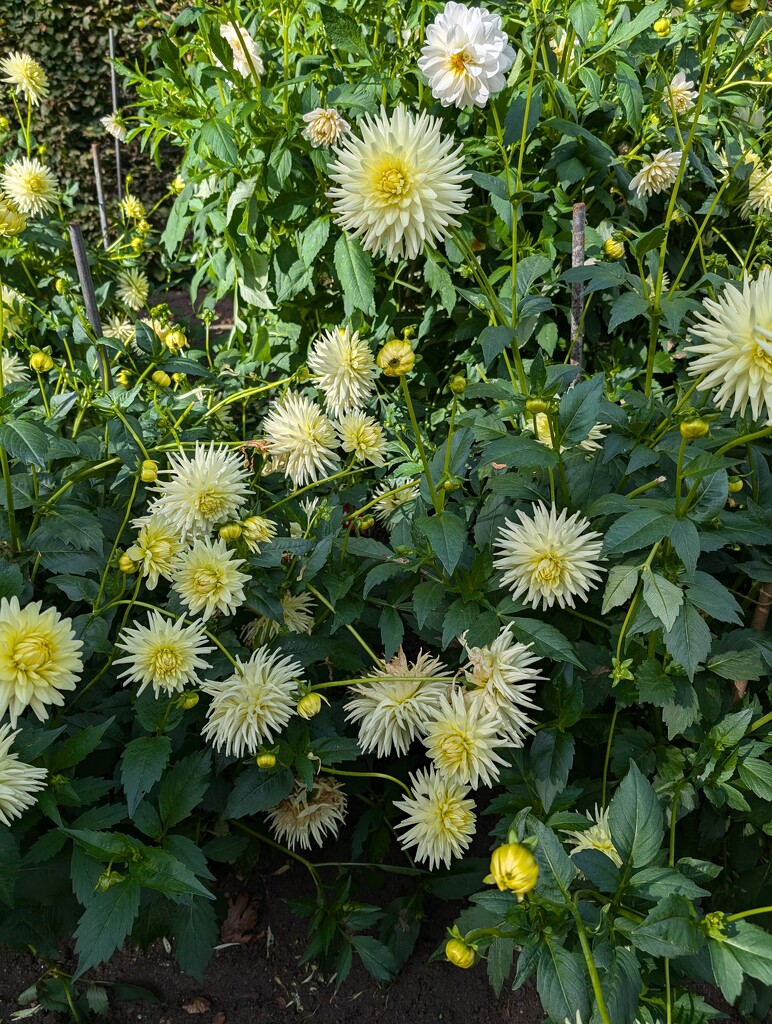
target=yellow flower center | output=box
[533,553,564,585]
[192,567,222,594]
[13,633,51,673]
[374,160,411,204]
[196,490,227,517]
[149,539,175,561]
[25,173,47,197]
[752,325,772,369]
[152,646,181,677]
[449,50,472,74]
[439,729,472,764]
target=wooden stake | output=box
[68,221,112,389]
[108,28,123,201]
[570,201,586,375]
[91,143,109,248]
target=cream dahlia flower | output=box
[147,442,251,541]
[686,268,772,422]
[418,1,515,109]
[666,71,697,115]
[241,514,277,554]
[0,597,83,726]
[422,687,508,789]
[394,767,476,869]
[628,149,682,199]
[262,392,340,487]
[126,515,184,590]
[1,158,58,217]
[102,313,136,345]
[302,107,350,148]
[327,105,470,262]
[0,52,49,105]
[266,777,347,851]
[242,591,316,647]
[101,111,127,142]
[201,646,302,757]
[116,268,149,311]
[0,724,47,826]
[120,195,145,221]
[172,538,249,620]
[562,803,622,868]
[1,351,31,386]
[533,412,609,453]
[220,22,264,80]
[0,199,26,236]
[462,624,542,744]
[115,611,213,698]
[336,411,388,466]
[1,285,25,337]
[741,161,772,218]
[493,502,606,610]
[373,478,420,526]
[345,648,451,758]
[307,326,377,415]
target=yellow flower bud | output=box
[180,692,199,709]
[525,397,549,415]
[441,476,462,492]
[165,329,187,352]
[483,842,539,897]
[0,116,9,132]
[449,374,467,395]
[377,339,415,377]
[728,0,751,11]
[118,553,137,574]
[679,417,709,440]
[140,459,158,483]
[242,515,274,547]
[54,278,67,295]
[30,351,54,373]
[117,369,132,388]
[297,692,323,720]
[152,370,171,388]
[445,938,476,969]
[653,18,670,36]
[130,236,143,253]
[172,373,186,385]
[728,477,743,493]
[38,144,48,158]
[138,219,152,235]
[602,237,625,260]
[171,174,185,195]
[219,522,243,541]
[357,515,375,531]
[256,752,277,769]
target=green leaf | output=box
[669,519,700,576]
[350,935,398,981]
[708,938,744,1005]
[641,569,683,631]
[0,560,23,599]
[529,816,577,897]
[597,0,666,55]
[628,867,709,901]
[615,62,643,133]
[568,0,600,42]
[608,292,649,331]
[50,719,115,771]
[602,564,639,614]
[479,325,516,367]
[686,572,742,625]
[724,921,772,986]
[0,420,55,468]
[597,945,641,1024]
[628,894,703,958]
[571,849,621,894]
[483,434,558,469]
[635,660,675,706]
[0,830,20,907]
[487,936,516,997]
[662,679,700,739]
[557,373,605,446]
[62,829,140,863]
[424,252,456,312]
[224,767,295,819]
[530,729,575,814]
[121,737,172,816]
[416,513,467,575]
[537,941,590,1024]
[334,234,375,315]
[664,601,712,681]
[300,216,330,267]
[510,617,584,668]
[706,648,763,681]
[200,118,238,164]
[503,85,544,146]
[74,881,142,976]
[172,898,219,982]
[738,757,772,801]
[130,848,213,900]
[319,3,368,53]
[603,509,673,555]
[442,598,481,649]
[226,177,256,222]
[157,750,211,831]
[413,580,445,629]
[607,762,663,869]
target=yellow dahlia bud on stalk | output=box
[178,692,199,709]
[140,459,158,483]
[130,237,143,253]
[653,18,671,36]
[484,842,539,897]
[0,116,9,132]
[55,278,67,295]
[728,477,743,493]
[165,329,187,352]
[449,373,467,395]
[219,522,243,541]
[297,692,323,720]
[117,369,132,388]
[377,339,415,377]
[728,0,751,11]
[603,237,625,260]
[441,475,462,492]
[356,515,375,532]
[445,937,476,969]
[138,219,152,235]
[171,174,185,194]
[118,553,137,574]
[152,370,171,388]
[680,417,709,440]
[30,351,54,373]
[256,752,277,769]
[525,397,549,415]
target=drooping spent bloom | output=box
[172,538,249,620]
[242,591,316,647]
[126,515,185,590]
[0,723,47,825]
[685,268,772,423]
[262,392,339,487]
[114,611,213,698]
[1,351,31,385]
[562,804,622,868]
[336,411,388,466]
[0,597,83,726]
[201,646,302,756]
[0,199,26,236]
[147,442,251,541]
[302,107,350,148]
[422,687,508,789]
[0,52,49,105]
[307,326,377,415]
[628,149,682,199]
[0,158,58,216]
[462,624,542,744]
[666,71,697,115]
[345,648,451,758]
[116,267,149,311]
[1,285,25,336]
[101,111,128,141]
[327,105,470,262]
[741,160,772,218]
[220,22,264,80]
[266,777,347,850]
[394,767,476,869]
[418,1,515,109]
[493,502,606,610]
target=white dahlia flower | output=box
[307,326,377,415]
[115,611,213,698]
[462,624,542,744]
[336,411,388,466]
[0,724,47,826]
[422,687,508,789]
[562,803,622,868]
[1,158,58,217]
[628,149,682,199]
[220,22,264,80]
[394,767,476,869]
[666,71,697,115]
[1,351,30,386]
[0,52,49,105]
[172,538,249,620]
[116,268,149,311]
[302,107,350,148]
[262,392,340,487]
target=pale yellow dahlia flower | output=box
[394,767,476,869]
[115,611,213,698]
[307,326,377,415]
[562,803,622,868]
[172,538,249,620]
[262,392,340,487]
[302,107,349,148]
[0,52,49,105]
[628,149,681,199]
[0,723,47,825]
[267,777,347,851]
[1,158,58,216]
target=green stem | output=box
[674,435,687,517]
[232,820,323,893]
[93,477,140,611]
[400,375,441,514]
[306,584,381,667]
[601,706,618,809]
[726,906,772,922]
[567,906,613,1024]
[319,765,411,796]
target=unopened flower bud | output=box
[140,459,158,483]
[653,18,670,36]
[179,692,199,709]
[680,417,709,440]
[152,370,171,388]
[297,692,323,720]
[0,116,9,132]
[441,476,462,492]
[728,0,751,11]
[357,515,375,532]
[165,329,187,352]
[30,351,54,373]
[219,522,243,541]
[96,870,125,892]
[377,339,415,377]
[603,237,625,260]
[484,842,539,898]
[728,477,743,493]
[445,937,476,969]
[256,752,277,769]
[118,553,137,574]
[449,374,467,395]
[525,397,549,415]
[171,174,185,194]
[54,277,67,295]
[117,369,132,388]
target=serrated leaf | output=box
[0,420,55,468]
[530,729,574,814]
[157,750,211,831]
[484,434,558,469]
[537,941,590,1024]
[602,509,673,555]
[608,292,649,332]
[608,762,663,869]
[664,601,712,681]
[200,118,238,164]
[121,737,172,816]
[557,373,605,446]
[686,572,742,625]
[709,938,744,1005]
[334,233,375,315]
[602,564,639,614]
[50,719,114,771]
[172,898,219,981]
[224,767,295,819]
[478,325,516,367]
[417,513,467,575]
[350,935,398,981]
[724,921,772,985]
[74,881,141,976]
[130,847,213,900]
[568,0,600,42]
[487,936,515,997]
[642,569,683,631]
[510,617,584,668]
[738,757,772,801]
[628,894,703,958]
